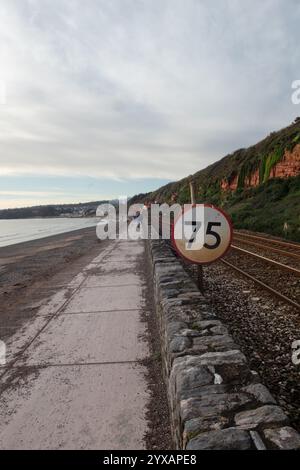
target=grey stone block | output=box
[180,392,253,423]
[210,325,229,336]
[177,292,203,300]
[192,335,237,353]
[186,428,252,450]
[242,383,276,405]
[193,320,223,330]
[165,321,188,339]
[178,384,228,400]
[234,405,288,430]
[175,366,215,397]
[196,350,250,383]
[180,329,202,338]
[161,298,183,308]
[249,430,267,450]
[183,415,229,445]
[263,426,300,450]
[197,350,247,366]
[169,336,192,353]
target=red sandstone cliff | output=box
[270,144,300,179]
[221,144,300,191]
[221,175,238,191]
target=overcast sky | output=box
[0,0,300,208]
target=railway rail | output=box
[233,230,300,252]
[233,235,300,261]
[230,245,300,277]
[166,226,300,311]
[220,258,300,311]
[222,232,300,311]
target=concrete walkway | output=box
[0,240,151,449]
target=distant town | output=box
[0,200,112,219]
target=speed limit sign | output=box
[172,204,232,265]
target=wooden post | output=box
[197,264,204,292]
[189,179,204,293]
[189,180,196,205]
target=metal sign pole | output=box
[189,179,204,293]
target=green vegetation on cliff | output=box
[226,175,300,241]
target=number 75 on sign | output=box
[172,204,233,265]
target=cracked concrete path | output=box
[0,240,151,450]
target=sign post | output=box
[188,180,204,291]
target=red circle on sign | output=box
[171,203,233,265]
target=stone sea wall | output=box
[148,239,300,450]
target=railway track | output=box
[234,230,300,254]
[230,245,300,277]
[220,258,300,310]
[166,226,300,310]
[233,235,300,261]
[222,231,300,311]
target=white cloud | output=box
[0,0,300,182]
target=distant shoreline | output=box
[0,217,100,248]
[0,224,97,253]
